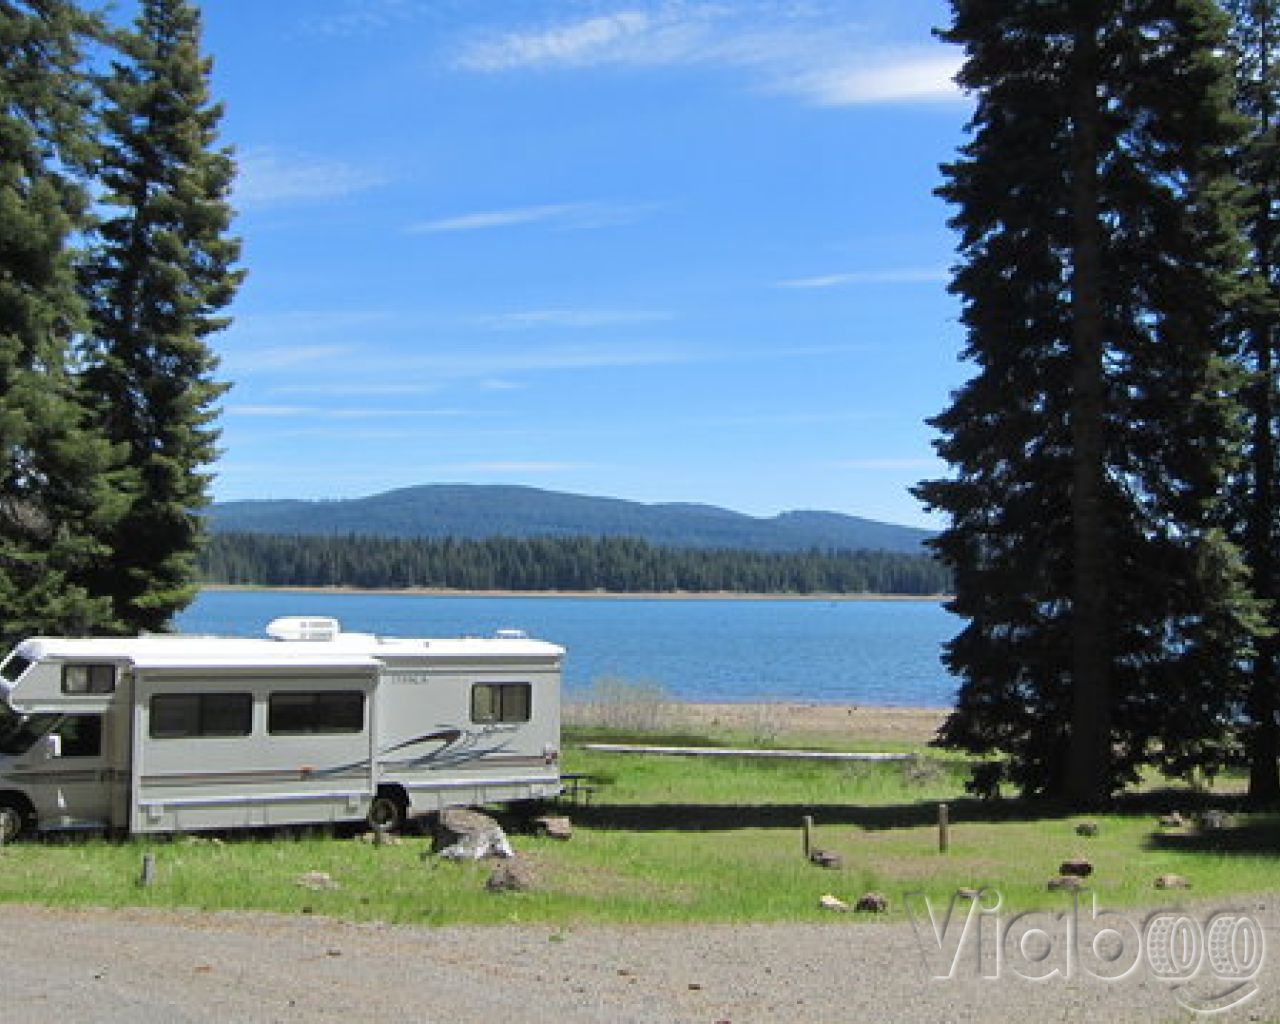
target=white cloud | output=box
[777,268,949,289]
[454,6,962,108]
[783,52,963,107]
[458,11,657,71]
[409,200,660,234]
[235,148,387,206]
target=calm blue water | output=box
[175,591,959,708]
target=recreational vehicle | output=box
[0,617,564,841]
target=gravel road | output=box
[1,896,1276,1023]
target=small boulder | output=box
[533,815,573,841]
[819,893,849,912]
[855,891,889,913]
[296,871,340,891]
[1154,873,1191,890]
[354,831,403,846]
[486,855,537,892]
[1058,857,1093,877]
[1075,822,1099,838]
[809,849,843,870]
[434,808,513,861]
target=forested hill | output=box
[207,485,933,555]
[200,533,950,596]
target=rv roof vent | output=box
[494,628,529,640]
[266,616,341,642]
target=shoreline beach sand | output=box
[566,699,950,747]
[202,584,947,603]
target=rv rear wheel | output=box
[0,802,27,844]
[368,790,408,833]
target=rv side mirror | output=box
[42,733,61,759]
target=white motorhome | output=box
[0,617,564,841]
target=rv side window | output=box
[62,664,116,695]
[151,693,252,739]
[1,655,32,684]
[268,691,364,735]
[471,683,531,724]
[52,715,102,757]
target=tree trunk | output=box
[1065,6,1112,807]
[1247,295,1280,803]
[1246,4,1280,806]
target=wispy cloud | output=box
[454,6,962,108]
[235,148,387,206]
[228,405,308,418]
[236,341,698,394]
[228,403,483,420]
[270,382,444,397]
[458,11,657,71]
[476,308,673,330]
[409,200,660,234]
[777,268,949,289]
[432,461,592,474]
[296,0,426,38]
[225,344,356,371]
[777,52,962,107]
[397,342,696,376]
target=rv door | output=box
[36,713,113,830]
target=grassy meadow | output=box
[0,688,1276,926]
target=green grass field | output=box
[0,712,1274,926]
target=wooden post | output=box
[938,803,950,854]
[139,851,156,887]
[802,815,814,859]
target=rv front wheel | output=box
[368,790,407,833]
[0,802,27,844]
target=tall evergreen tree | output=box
[1225,0,1280,803]
[81,0,241,633]
[916,0,1258,803]
[0,0,126,647]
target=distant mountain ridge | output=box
[207,484,934,555]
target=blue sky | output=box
[194,1,967,528]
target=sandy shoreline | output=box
[202,584,948,603]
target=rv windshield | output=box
[0,705,58,756]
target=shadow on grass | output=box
[1144,813,1280,857]
[566,787,1255,834]
[570,799,1060,832]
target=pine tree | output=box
[916,0,1259,803]
[80,0,242,633]
[1226,0,1280,804]
[0,0,127,647]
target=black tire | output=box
[0,802,28,845]
[367,790,407,833]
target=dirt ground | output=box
[5,900,1275,1024]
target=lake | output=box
[176,590,959,709]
